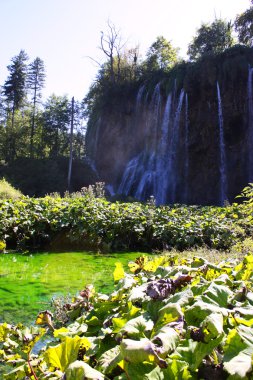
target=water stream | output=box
[248,66,253,182]
[0,251,144,324]
[217,82,228,205]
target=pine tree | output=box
[3,50,29,127]
[2,50,28,161]
[27,57,46,157]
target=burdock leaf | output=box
[44,336,90,372]
[97,346,123,374]
[200,312,223,341]
[65,360,105,379]
[152,326,179,356]
[120,338,167,368]
[118,315,154,339]
[156,303,183,330]
[172,333,224,371]
[223,328,253,378]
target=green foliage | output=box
[235,2,253,46]
[0,187,251,251]
[188,18,235,61]
[0,178,23,200]
[144,36,179,71]
[1,253,253,379]
[3,49,29,111]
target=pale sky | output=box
[0,0,250,101]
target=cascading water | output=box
[117,85,146,196]
[167,89,185,204]
[134,83,161,198]
[155,93,172,204]
[248,66,253,182]
[118,83,186,204]
[183,93,189,203]
[216,82,228,205]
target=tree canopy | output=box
[235,1,253,47]
[145,36,179,71]
[187,19,235,61]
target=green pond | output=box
[0,251,145,325]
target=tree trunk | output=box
[67,97,74,191]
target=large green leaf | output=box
[223,327,253,378]
[120,338,166,368]
[172,333,224,371]
[44,336,90,372]
[184,300,228,326]
[143,361,193,380]
[200,283,233,307]
[156,303,183,330]
[97,346,122,374]
[65,360,105,379]
[200,313,223,341]
[152,326,179,356]
[117,315,154,339]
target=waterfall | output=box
[183,93,189,203]
[248,66,253,182]
[168,89,185,203]
[118,84,161,198]
[216,82,228,205]
[155,93,172,204]
[118,83,186,204]
[134,83,161,198]
[117,85,146,196]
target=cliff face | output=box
[86,46,253,205]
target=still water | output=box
[0,251,144,324]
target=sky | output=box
[0,0,251,101]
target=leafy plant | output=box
[0,190,251,251]
[1,253,253,379]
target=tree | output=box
[99,21,125,83]
[145,36,179,71]
[235,1,253,46]
[2,50,29,161]
[187,19,234,61]
[27,57,46,157]
[3,50,29,128]
[42,95,70,158]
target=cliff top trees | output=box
[3,50,29,119]
[145,36,179,71]
[235,0,253,46]
[187,19,235,61]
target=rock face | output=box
[86,46,253,205]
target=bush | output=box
[0,178,23,200]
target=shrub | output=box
[0,178,23,200]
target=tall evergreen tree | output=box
[3,50,29,128]
[27,57,46,157]
[2,50,28,161]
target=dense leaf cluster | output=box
[0,192,252,251]
[1,253,253,379]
